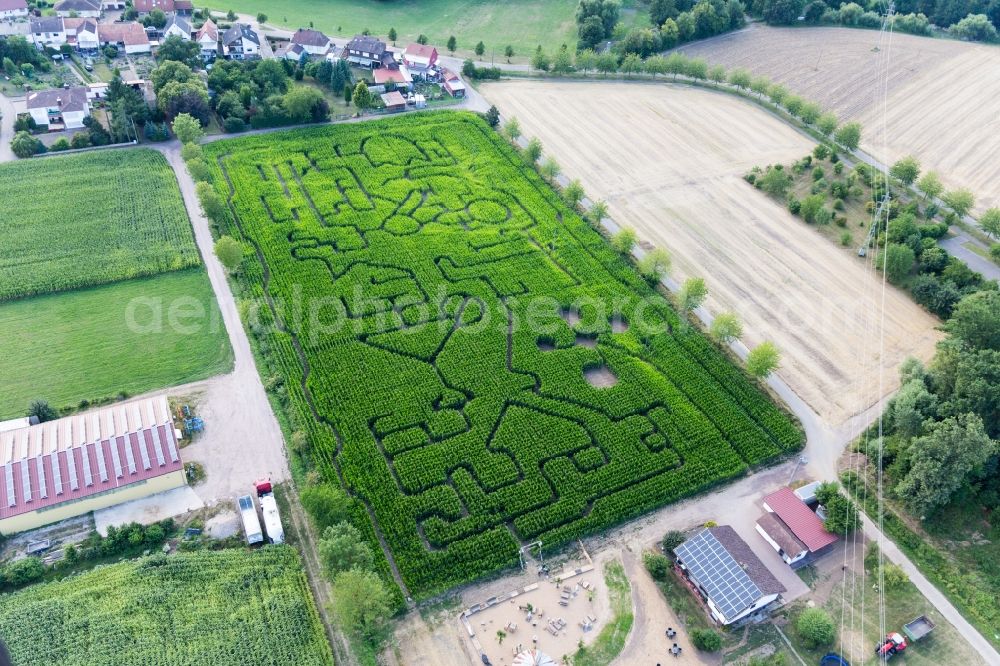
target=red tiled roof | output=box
[404,42,437,60]
[98,21,149,46]
[373,67,409,85]
[0,0,28,11]
[380,90,406,107]
[763,487,837,552]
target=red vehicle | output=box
[875,632,907,659]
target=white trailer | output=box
[255,479,284,544]
[238,494,263,545]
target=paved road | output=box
[940,234,999,281]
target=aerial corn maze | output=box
[205,112,802,596]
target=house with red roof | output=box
[756,486,837,568]
[0,0,29,20]
[402,42,438,78]
[373,65,412,91]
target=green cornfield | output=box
[204,112,803,597]
[0,149,201,302]
[0,548,333,666]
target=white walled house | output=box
[30,17,67,48]
[221,23,259,60]
[290,28,331,57]
[54,0,101,18]
[757,487,837,569]
[194,18,218,57]
[0,0,29,21]
[26,86,91,130]
[98,22,150,54]
[162,14,191,41]
[73,19,99,50]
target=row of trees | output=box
[499,116,784,380]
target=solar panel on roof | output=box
[122,435,136,475]
[165,425,179,463]
[35,456,47,499]
[66,449,79,490]
[150,426,166,467]
[137,432,151,471]
[50,452,63,495]
[675,530,763,621]
[95,441,108,482]
[4,464,15,507]
[81,444,94,487]
[109,437,123,479]
[20,459,31,503]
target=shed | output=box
[380,91,406,112]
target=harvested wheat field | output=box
[483,80,941,425]
[680,24,1000,212]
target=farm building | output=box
[441,69,466,98]
[402,42,438,78]
[162,14,191,41]
[0,0,28,20]
[342,34,393,68]
[756,487,837,568]
[0,397,186,535]
[26,86,91,129]
[373,65,412,91]
[0,418,33,434]
[380,90,406,112]
[54,0,100,18]
[290,27,331,56]
[674,526,786,626]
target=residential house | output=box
[101,0,126,9]
[756,487,837,568]
[341,34,393,68]
[380,90,406,112]
[402,42,438,78]
[278,42,306,61]
[64,17,99,50]
[0,0,29,21]
[54,0,100,18]
[373,65,412,92]
[674,526,787,626]
[29,17,67,48]
[290,28,331,57]
[441,69,466,98]
[98,21,150,54]
[194,18,218,58]
[133,0,192,14]
[26,86,91,129]
[162,14,190,41]
[220,23,259,60]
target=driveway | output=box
[0,94,18,163]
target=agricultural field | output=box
[0,269,232,419]
[483,80,941,425]
[679,23,1000,213]
[211,0,578,56]
[203,112,802,596]
[0,150,201,302]
[0,548,334,666]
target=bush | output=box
[223,116,247,133]
[691,628,722,651]
[662,530,686,553]
[796,607,835,648]
[50,137,71,152]
[643,552,670,580]
[787,197,801,215]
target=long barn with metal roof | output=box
[0,396,186,535]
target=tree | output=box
[943,188,975,218]
[318,522,375,576]
[563,180,586,209]
[796,608,835,648]
[750,76,770,98]
[710,312,742,343]
[144,8,167,29]
[525,137,543,163]
[816,112,838,136]
[834,121,862,150]
[226,10,236,21]
[301,483,354,530]
[351,80,372,112]
[255,12,267,23]
[890,377,938,438]
[196,181,225,223]
[685,57,708,81]
[947,290,1000,350]
[895,414,996,517]
[917,171,943,202]
[728,68,751,90]
[502,117,521,142]
[638,248,671,283]
[662,530,686,553]
[763,0,805,24]
[214,236,243,272]
[10,131,43,158]
[447,35,457,54]
[186,158,212,182]
[417,34,428,45]
[880,243,916,284]
[890,155,920,186]
[475,41,485,57]
[388,27,397,44]
[951,13,998,41]
[331,569,392,638]
[620,52,643,77]
[284,85,328,122]
[504,45,514,62]
[28,399,58,422]
[496,629,506,645]
[552,45,574,73]
[589,200,609,224]
[678,277,708,314]
[643,552,670,580]
[816,482,858,535]
[783,95,804,117]
[595,51,618,75]
[484,105,500,128]
[540,156,561,182]
[158,80,211,123]
[747,341,780,377]
[531,45,550,71]
[172,112,203,144]
[691,629,723,651]
[661,17,680,47]
[576,0,621,38]
[758,166,792,196]
[611,227,637,254]
[157,35,202,68]
[800,193,825,223]
[980,208,1000,239]
[707,64,726,84]
[651,0,681,24]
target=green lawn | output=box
[0,268,233,419]
[212,0,579,57]
[574,561,633,666]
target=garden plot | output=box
[204,112,801,597]
[679,23,1000,212]
[482,81,940,425]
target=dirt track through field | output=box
[482,80,941,426]
[679,24,1000,212]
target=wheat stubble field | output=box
[680,24,1000,213]
[483,80,941,425]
